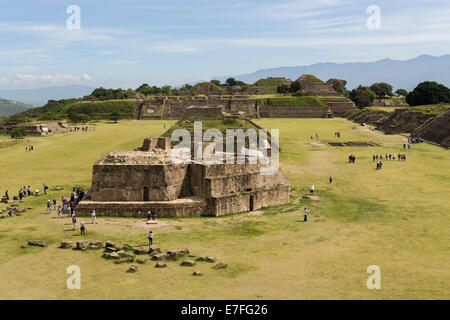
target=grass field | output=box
[0,118,449,300]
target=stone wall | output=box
[91,163,189,201]
[259,106,328,118]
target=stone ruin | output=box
[76,136,291,217]
[134,74,356,120]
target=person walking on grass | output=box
[304,208,308,222]
[43,184,48,195]
[148,231,153,247]
[310,184,315,195]
[329,176,333,184]
[72,213,77,230]
[80,222,85,236]
[47,200,51,213]
[57,205,62,218]
[91,209,97,224]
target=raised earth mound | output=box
[413,108,450,148]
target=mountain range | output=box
[215,54,450,91]
[0,85,94,107]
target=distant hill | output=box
[0,98,35,117]
[215,55,450,91]
[0,85,95,106]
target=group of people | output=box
[348,155,356,163]
[25,145,35,152]
[310,133,320,141]
[69,126,94,132]
[334,131,342,138]
[17,184,47,199]
[372,153,407,162]
[409,137,423,144]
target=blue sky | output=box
[1,0,449,89]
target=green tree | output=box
[370,82,394,99]
[289,81,302,93]
[210,80,221,86]
[406,81,450,106]
[395,89,408,97]
[10,127,27,139]
[326,79,347,93]
[225,78,237,86]
[349,86,376,108]
[110,109,120,123]
[277,84,290,95]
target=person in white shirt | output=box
[310,184,315,195]
[91,210,97,224]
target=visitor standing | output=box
[329,176,333,183]
[80,222,85,236]
[148,231,153,247]
[91,209,97,224]
[72,213,77,230]
[304,208,308,222]
[310,184,315,195]
[46,200,51,213]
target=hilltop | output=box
[0,98,35,117]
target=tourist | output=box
[5,190,9,200]
[43,184,48,195]
[147,209,152,222]
[151,212,157,221]
[373,155,376,161]
[408,144,411,150]
[310,184,315,195]
[403,143,406,149]
[304,208,308,222]
[329,176,333,184]
[392,154,396,160]
[72,213,77,230]
[80,222,86,236]
[27,186,31,196]
[35,188,39,196]
[148,231,153,247]
[19,189,23,200]
[47,200,51,213]
[91,210,97,224]
[52,199,57,211]
[57,205,62,218]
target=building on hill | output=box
[76,130,292,217]
[133,74,357,120]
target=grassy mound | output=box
[261,96,326,107]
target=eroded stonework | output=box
[77,137,292,217]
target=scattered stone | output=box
[155,262,167,268]
[133,247,147,255]
[28,240,46,247]
[166,250,180,259]
[196,256,206,261]
[90,245,101,250]
[115,257,134,264]
[90,241,102,247]
[59,241,72,249]
[122,244,131,251]
[76,240,89,250]
[149,245,161,254]
[127,264,138,273]
[27,207,33,210]
[105,241,115,248]
[214,262,227,269]
[180,248,190,255]
[181,260,196,267]
[136,258,147,264]
[152,253,166,261]
[104,246,118,253]
[109,252,120,259]
[103,252,112,259]
[118,250,135,259]
[21,244,28,248]
[206,257,215,263]
[10,204,18,207]
[193,271,202,276]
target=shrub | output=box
[10,127,27,139]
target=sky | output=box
[0,0,450,89]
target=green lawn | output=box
[0,118,449,299]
